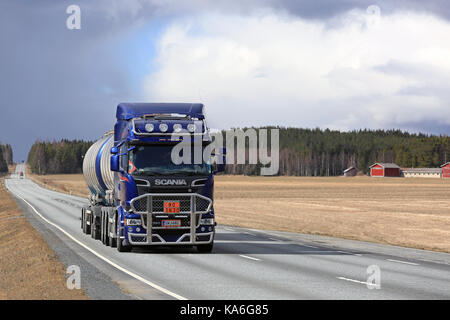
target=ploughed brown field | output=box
[0,172,87,299]
[28,169,450,253]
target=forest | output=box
[26,128,449,176]
[224,127,450,176]
[27,140,92,175]
[0,143,13,173]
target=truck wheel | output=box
[196,242,214,253]
[109,233,117,248]
[109,213,117,248]
[116,218,131,252]
[84,211,91,235]
[91,217,100,240]
[81,209,84,230]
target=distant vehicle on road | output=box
[80,103,225,252]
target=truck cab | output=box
[81,103,225,253]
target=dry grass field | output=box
[28,169,450,253]
[214,176,450,253]
[0,174,87,299]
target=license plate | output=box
[161,220,181,228]
[164,201,180,213]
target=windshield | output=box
[128,145,211,176]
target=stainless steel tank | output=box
[82,132,114,196]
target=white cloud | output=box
[142,9,450,132]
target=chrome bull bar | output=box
[129,193,213,245]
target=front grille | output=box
[131,193,212,214]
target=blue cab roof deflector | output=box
[116,103,205,120]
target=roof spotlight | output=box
[145,123,154,132]
[159,123,169,132]
[187,123,196,133]
[173,123,182,133]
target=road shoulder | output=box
[3,178,135,300]
[0,178,88,299]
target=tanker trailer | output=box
[81,103,226,252]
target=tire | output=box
[104,211,110,247]
[91,217,100,240]
[85,210,91,235]
[81,209,86,233]
[100,211,106,245]
[91,207,101,240]
[109,211,117,248]
[90,218,96,238]
[196,242,214,253]
[116,217,131,252]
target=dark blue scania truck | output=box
[81,103,225,252]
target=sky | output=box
[1,0,450,161]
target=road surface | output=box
[4,164,450,299]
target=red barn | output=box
[442,162,450,178]
[370,163,400,177]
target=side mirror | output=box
[110,155,120,172]
[111,146,118,155]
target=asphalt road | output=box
[5,164,450,300]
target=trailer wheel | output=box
[81,208,85,233]
[81,209,84,230]
[84,210,91,235]
[91,217,100,240]
[116,218,131,252]
[100,211,105,244]
[104,211,110,246]
[196,242,214,253]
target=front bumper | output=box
[127,231,214,245]
[125,193,214,246]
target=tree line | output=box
[224,127,450,176]
[0,143,13,173]
[27,140,92,174]
[26,128,449,176]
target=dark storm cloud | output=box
[0,0,448,161]
[271,0,450,21]
[0,0,156,161]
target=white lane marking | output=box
[387,259,419,266]
[6,183,187,301]
[337,250,362,256]
[216,240,287,244]
[337,277,376,287]
[239,255,261,261]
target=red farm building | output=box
[370,163,400,177]
[442,162,450,178]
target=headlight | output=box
[145,123,154,132]
[159,123,168,132]
[200,218,214,225]
[125,219,141,226]
[187,123,196,133]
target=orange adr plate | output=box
[164,201,180,213]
